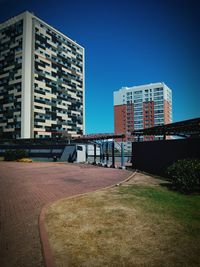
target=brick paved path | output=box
[0,162,131,267]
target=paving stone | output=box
[0,162,131,267]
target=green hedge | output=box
[167,159,200,193]
[4,149,28,161]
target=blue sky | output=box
[1,0,200,133]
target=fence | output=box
[132,137,200,176]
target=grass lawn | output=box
[45,173,200,267]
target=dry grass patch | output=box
[45,173,200,267]
[16,158,33,163]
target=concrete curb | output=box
[39,203,56,267]
[39,170,137,267]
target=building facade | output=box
[114,82,172,151]
[0,11,84,139]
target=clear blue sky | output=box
[1,0,200,134]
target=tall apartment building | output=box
[0,11,84,139]
[114,82,172,150]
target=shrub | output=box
[4,150,15,161]
[167,159,200,193]
[15,149,28,160]
[4,149,28,161]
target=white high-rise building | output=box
[0,11,85,139]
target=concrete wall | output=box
[60,145,76,162]
[76,145,86,162]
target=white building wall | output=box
[82,48,85,134]
[76,145,86,162]
[21,12,33,138]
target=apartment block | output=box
[0,11,84,139]
[114,82,172,150]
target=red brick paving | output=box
[0,162,131,267]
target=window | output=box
[154,87,163,92]
[134,90,142,94]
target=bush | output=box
[4,150,15,161]
[167,159,200,193]
[4,149,28,161]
